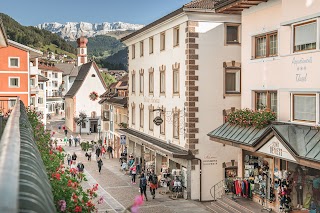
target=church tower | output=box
[76,36,88,66]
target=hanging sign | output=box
[257,136,296,162]
[120,135,126,145]
[153,116,163,126]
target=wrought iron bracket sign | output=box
[153,116,163,126]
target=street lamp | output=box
[97,124,101,140]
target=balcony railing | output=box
[0,99,55,212]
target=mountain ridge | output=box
[37,21,144,41]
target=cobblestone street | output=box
[49,118,211,213]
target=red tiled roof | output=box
[38,64,63,72]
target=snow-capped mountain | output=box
[37,21,144,41]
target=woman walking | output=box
[130,163,137,184]
[139,173,148,201]
[97,157,103,174]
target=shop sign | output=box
[203,154,218,166]
[258,136,296,162]
[120,135,126,145]
[153,116,163,126]
[292,56,312,82]
[144,97,160,103]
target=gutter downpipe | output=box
[173,151,202,201]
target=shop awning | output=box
[208,122,320,169]
[119,128,194,160]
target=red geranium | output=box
[74,206,82,212]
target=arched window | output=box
[91,111,96,118]
[91,74,96,77]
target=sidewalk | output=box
[50,118,211,213]
[63,145,210,213]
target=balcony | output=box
[30,85,40,95]
[0,98,55,212]
[29,65,40,75]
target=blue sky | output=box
[1,0,191,26]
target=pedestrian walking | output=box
[58,125,61,132]
[72,152,77,163]
[64,128,68,136]
[74,137,78,147]
[77,161,84,181]
[107,145,113,159]
[69,138,72,147]
[96,146,101,160]
[64,136,68,146]
[139,173,148,201]
[148,170,158,199]
[67,153,71,166]
[70,161,77,178]
[101,146,106,159]
[85,152,92,161]
[97,157,103,174]
[130,163,137,184]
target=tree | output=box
[74,112,87,135]
[101,72,117,87]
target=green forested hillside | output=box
[68,35,125,58]
[95,48,128,70]
[0,13,76,55]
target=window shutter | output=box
[295,22,317,46]
[294,95,316,121]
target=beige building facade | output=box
[121,1,242,201]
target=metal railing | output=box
[210,179,226,201]
[0,99,55,212]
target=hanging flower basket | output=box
[89,91,99,101]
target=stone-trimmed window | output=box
[131,103,136,125]
[140,41,144,57]
[160,32,166,51]
[149,67,154,95]
[132,44,136,59]
[293,21,317,52]
[173,26,180,47]
[173,108,180,139]
[149,37,154,54]
[149,105,154,131]
[160,107,166,135]
[139,69,144,94]
[223,61,241,95]
[225,24,240,44]
[139,103,144,128]
[131,70,136,94]
[159,65,166,95]
[172,62,180,95]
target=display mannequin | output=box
[292,166,305,209]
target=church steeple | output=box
[76,36,88,66]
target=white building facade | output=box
[38,61,64,116]
[121,1,242,201]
